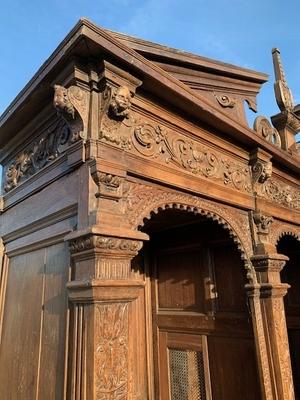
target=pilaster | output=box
[65,231,147,400]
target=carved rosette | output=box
[95,303,129,400]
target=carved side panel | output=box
[95,303,129,400]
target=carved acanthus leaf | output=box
[253,116,281,148]
[4,119,71,193]
[53,84,88,141]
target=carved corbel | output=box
[98,61,142,149]
[251,210,275,255]
[53,84,88,142]
[250,149,272,192]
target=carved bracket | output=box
[53,84,89,142]
[250,149,272,192]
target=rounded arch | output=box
[125,183,256,282]
[270,222,300,246]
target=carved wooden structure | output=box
[0,19,299,399]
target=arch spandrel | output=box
[123,181,256,282]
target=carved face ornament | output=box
[53,85,75,119]
[110,86,132,118]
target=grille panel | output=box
[169,348,206,400]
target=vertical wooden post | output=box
[65,232,147,400]
[251,254,295,400]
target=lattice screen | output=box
[169,348,206,400]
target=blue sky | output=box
[1,0,300,128]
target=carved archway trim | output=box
[270,220,300,246]
[123,181,256,282]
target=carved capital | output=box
[90,159,125,200]
[53,84,88,141]
[69,234,143,256]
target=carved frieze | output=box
[4,119,72,192]
[258,179,300,210]
[100,108,252,193]
[95,303,129,400]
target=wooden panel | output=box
[208,336,260,400]
[157,249,204,312]
[38,243,69,399]
[0,249,45,400]
[0,242,69,400]
[211,244,248,313]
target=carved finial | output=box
[272,48,294,112]
[271,48,300,151]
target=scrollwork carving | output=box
[258,179,300,210]
[4,119,71,192]
[213,92,235,108]
[253,116,281,147]
[131,120,252,193]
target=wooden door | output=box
[279,238,300,399]
[149,221,261,400]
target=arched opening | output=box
[139,208,261,400]
[277,235,300,399]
